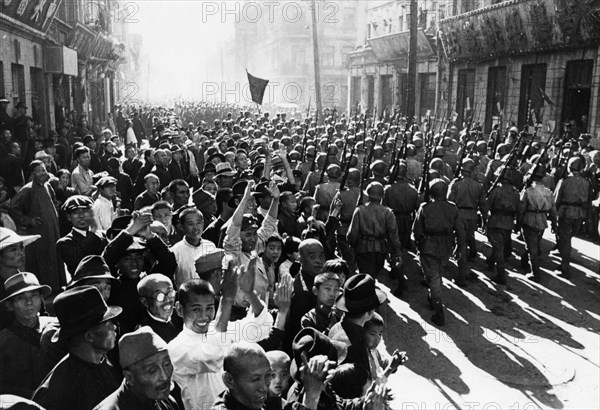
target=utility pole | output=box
[310,0,323,125]
[406,0,418,120]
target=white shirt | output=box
[167,307,273,410]
[170,237,218,288]
[92,195,116,231]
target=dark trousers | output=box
[487,227,511,280]
[522,226,544,277]
[356,252,386,277]
[557,217,582,274]
[420,253,449,302]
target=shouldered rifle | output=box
[419,132,434,202]
[339,142,356,191]
[318,127,336,184]
[557,138,576,181]
[356,125,378,206]
[486,130,527,197]
[301,123,309,162]
[523,130,557,188]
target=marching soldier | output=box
[413,179,466,326]
[518,164,558,282]
[314,164,341,222]
[448,158,488,285]
[405,144,423,188]
[554,157,590,278]
[332,168,361,274]
[486,166,520,285]
[383,160,419,252]
[347,182,403,278]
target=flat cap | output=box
[119,326,168,369]
[195,249,225,275]
[62,195,93,212]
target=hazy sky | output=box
[128,0,235,98]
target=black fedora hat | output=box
[67,255,119,289]
[107,215,132,240]
[51,286,122,342]
[290,327,347,380]
[335,273,386,314]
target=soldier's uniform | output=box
[554,157,590,277]
[347,182,403,278]
[332,169,361,274]
[486,167,520,284]
[483,143,510,191]
[383,160,419,250]
[518,166,558,281]
[314,164,341,222]
[413,179,466,325]
[405,145,423,188]
[448,159,487,283]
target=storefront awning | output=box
[367,30,435,63]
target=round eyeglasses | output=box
[152,289,176,302]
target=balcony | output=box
[439,0,600,62]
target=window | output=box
[561,60,594,133]
[0,62,4,99]
[456,68,476,127]
[486,66,507,133]
[343,8,355,30]
[342,46,353,66]
[11,64,25,104]
[322,46,335,67]
[419,73,436,120]
[518,64,546,129]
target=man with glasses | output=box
[137,274,179,343]
[57,195,107,277]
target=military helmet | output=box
[461,158,475,173]
[365,181,384,200]
[370,160,386,176]
[568,156,583,172]
[429,178,448,199]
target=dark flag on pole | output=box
[246,70,269,105]
[537,86,555,106]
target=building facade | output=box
[347,0,440,120]
[439,0,600,147]
[226,0,359,112]
[0,0,128,135]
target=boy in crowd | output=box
[168,259,273,410]
[300,272,342,334]
[363,312,406,385]
[265,350,291,406]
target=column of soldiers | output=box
[305,111,594,327]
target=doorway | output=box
[562,60,593,135]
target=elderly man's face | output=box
[228,354,273,410]
[88,319,118,353]
[0,243,26,269]
[126,351,173,401]
[32,164,49,184]
[299,242,325,277]
[173,184,190,208]
[146,177,160,195]
[144,279,176,321]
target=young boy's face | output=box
[153,208,173,231]
[180,212,204,243]
[178,292,215,334]
[8,290,42,325]
[313,280,340,307]
[263,241,282,264]
[364,324,384,350]
[268,360,290,397]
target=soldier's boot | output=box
[431,299,445,326]
[520,252,530,272]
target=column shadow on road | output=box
[382,253,565,409]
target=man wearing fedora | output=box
[152,149,173,190]
[0,97,11,132]
[94,327,179,409]
[33,286,123,410]
[56,195,108,276]
[0,273,53,397]
[329,274,387,385]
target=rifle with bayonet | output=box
[301,122,309,162]
[419,130,434,202]
[339,142,356,191]
[356,117,377,206]
[487,130,527,197]
[522,130,557,188]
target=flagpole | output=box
[310,0,323,127]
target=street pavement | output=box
[377,228,600,410]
